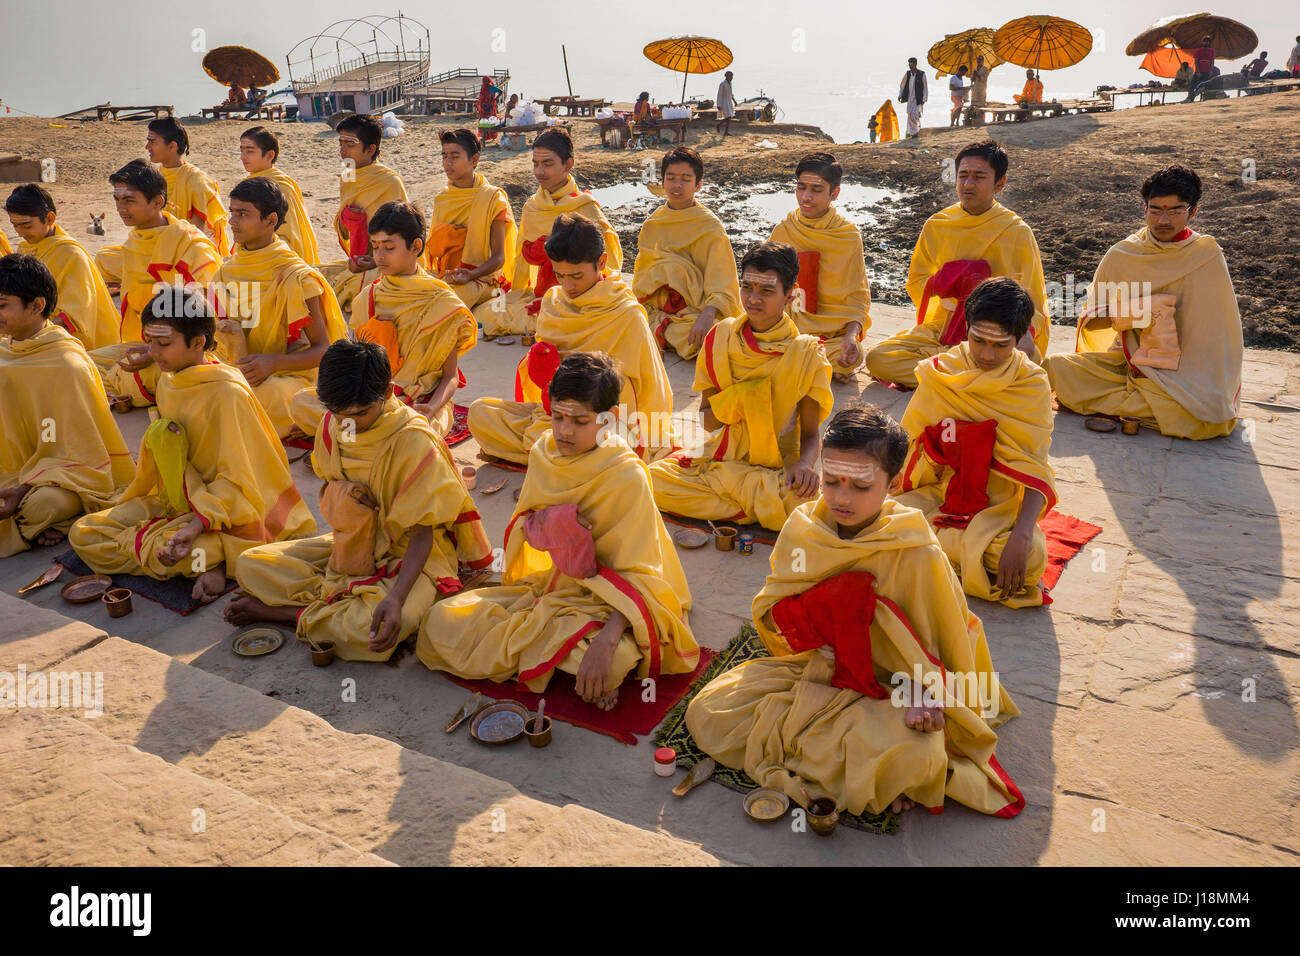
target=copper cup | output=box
[310,641,336,666]
[714,528,738,552]
[525,715,553,747]
[1120,416,1141,436]
[102,587,133,618]
[807,797,840,836]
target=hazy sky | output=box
[0,1,1293,122]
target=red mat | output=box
[442,647,717,745]
[1038,509,1103,592]
[282,404,471,451]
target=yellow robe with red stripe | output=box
[1044,228,1242,440]
[91,214,222,406]
[417,432,698,691]
[894,343,1058,607]
[0,324,134,557]
[0,232,10,254]
[469,277,675,464]
[769,207,871,375]
[209,239,348,438]
[470,175,622,336]
[648,314,833,530]
[69,361,315,578]
[235,398,493,662]
[865,201,1048,387]
[317,162,409,314]
[686,497,1023,818]
[423,172,518,309]
[632,202,740,359]
[244,166,320,265]
[291,270,475,438]
[160,161,231,256]
[19,226,119,350]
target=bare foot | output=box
[35,528,66,547]
[595,687,619,712]
[890,795,916,814]
[192,566,228,604]
[905,704,945,732]
[224,594,297,626]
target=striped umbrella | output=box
[643,35,734,102]
[928,28,1003,79]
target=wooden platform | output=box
[199,104,285,121]
[494,120,571,149]
[58,104,174,122]
[539,96,610,117]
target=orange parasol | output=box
[643,35,734,102]
[202,46,280,88]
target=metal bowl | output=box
[469,701,529,745]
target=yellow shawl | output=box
[0,324,133,508]
[424,172,517,281]
[0,232,10,254]
[333,161,409,255]
[160,162,231,256]
[753,497,1023,815]
[695,314,833,468]
[632,202,740,319]
[245,166,320,264]
[18,226,120,350]
[909,201,1049,355]
[510,175,623,296]
[1077,227,1242,425]
[769,207,871,340]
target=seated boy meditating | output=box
[69,287,315,604]
[648,241,833,532]
[865,139,1048,388]
[0,254,133,557]
[471,127,622,336]
[768,152,872,380]
[1044,164,1243,440]
[6,183,119,350]
[92,159,222,407]
[146,117,231,256]
[469,212,675,464]
[631,145,740,360]
[208,176,348,439]
[424,128,517,309]
[685,404,1023,818]
[291,201,476,439]
[228,340,493,662]
[239,125,320,264]
[418,352,699,712]
[893,278,1057,608]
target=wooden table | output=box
[495,120,571,148]
[199,104,284,121]
[94,104,174,121]
[596,116,630,147]
[539,96,610,117]
[636,117,690,144]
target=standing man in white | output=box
[716,70,736,139]
[900,57,928,138]
[949,65,969,127]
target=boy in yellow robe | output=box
[91,160,222,407]
[686,404,1024,818]
[291,201,475,439]
[632,145,740,360]
[470,213,675,464]
[865,139,1048,388]
[146,117,231,256]
[227,339,493,661]
[70,287,315,603]
[238,125,320,264]
[208,177,348,438]
[419,352,699,711]
[768,152,871,380]
[893,278,1058,608]
[0,254,133,557]
[472,127,622,336]
[648,241,833,531]
[423,128,517,309]
[0,232,9,254]
[317,115,410,315]
[1044,165,1242,440]
[6,184,119,350]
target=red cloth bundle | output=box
[919,418,997,529]
[771,570,887,698]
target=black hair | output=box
[140,285,215,349]
[228,176,288,230]
[533,127,574,163]
[661,145,703,182]
[440,127,481,158]
[957,65,969,74]
[368,201,426,248]
[739,240,800,293]
[337,114,383,159]
[795,151,842,191]
[955,138,1009,181]
[240,125,279,163]
[109,158,167,203]
[147,117,190,155]
[544,212,605,265]
[1141,164,1202,208]
[5,183,57,219]
[0,253,58,317]
[549,351,622,414]
[822,404,909,479]
[964,276,1034,341]
[317,339,392,411]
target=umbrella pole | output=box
[681,49,690,103]
[563,44,573,98]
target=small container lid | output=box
[654,746,676,764]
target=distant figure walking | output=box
[899,57,927,138]
[716,71,736,138]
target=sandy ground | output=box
[1,87,1298,347]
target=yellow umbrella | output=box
[202,45,279,88]
[643,35,734,102]
[993,15,1092,74]
[928,28,1003,79]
